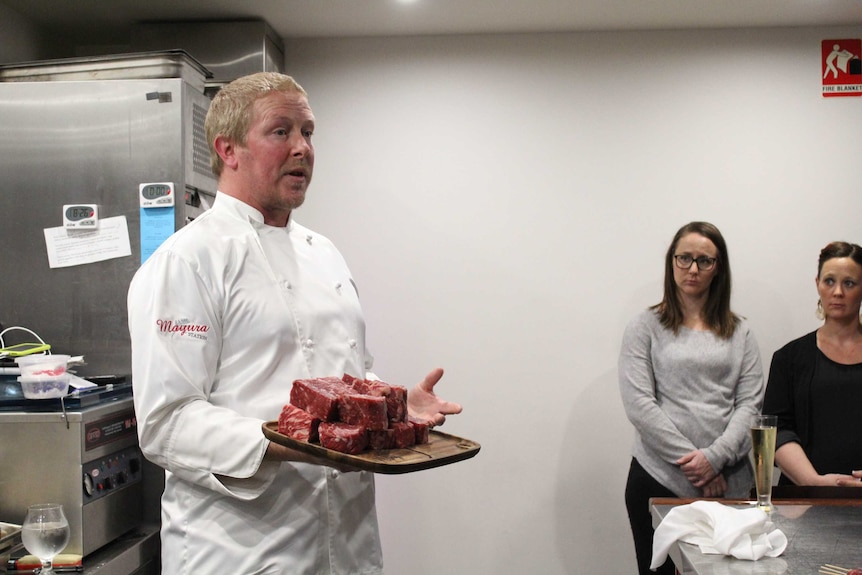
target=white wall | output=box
[284,26,862,574]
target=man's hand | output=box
[265,441,360,472]
[406,367,463,427]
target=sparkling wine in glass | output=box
[21,503,71,574]
[750,415,777,512]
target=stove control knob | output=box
[103,476,114,490]
[83,473,95,497]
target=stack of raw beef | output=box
[278,374,430,455]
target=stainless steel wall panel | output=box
[131,20,284,89]
[0,78,216,376]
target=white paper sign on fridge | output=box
[43,215,132,268]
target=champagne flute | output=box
[750,415,777,512]
[21,503,70,574]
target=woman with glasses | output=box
[618,221,764,575]
[762,241,862,488]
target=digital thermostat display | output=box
[139,182,175,208]
[63,204,98,228]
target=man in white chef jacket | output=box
[127,72,462,575]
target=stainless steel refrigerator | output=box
[0,51,217,377]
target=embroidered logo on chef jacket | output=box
[155,318,210,341]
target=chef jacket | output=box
[128,192,383,575]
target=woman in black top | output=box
[763,241,862,486]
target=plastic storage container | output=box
[16,374,70,399]
[14,354,70,378]
[14,355,71,399]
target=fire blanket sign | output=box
[822,39,862,97]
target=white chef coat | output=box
[128,192,383,575]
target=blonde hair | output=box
[205,72,307,176]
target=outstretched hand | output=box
[407,367,463,427]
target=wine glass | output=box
[21,503,71,574]
[750,415,777,512]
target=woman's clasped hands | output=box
[677,449,728,497]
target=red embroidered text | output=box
[156,319,210,337]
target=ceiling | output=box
[4,0,862,41]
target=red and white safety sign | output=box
[822,39,862,98]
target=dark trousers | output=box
[625,458,677,575]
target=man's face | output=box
[235,90,315,226]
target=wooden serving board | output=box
[262,421,480,474]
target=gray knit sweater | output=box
[618,309,765,497]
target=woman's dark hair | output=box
[651,221,739,338]
[817,241,862,277]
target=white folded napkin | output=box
[651,501,788,570]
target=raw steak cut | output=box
[368,428,395,450]
[278,404,320,442]
[408,416,430,445]
[384,385,408,423]
[290,378,342,420]
[319,422,368,455]
[342,374,408,423]
[285,376,434,455]
[338,393,388,430]
[390,421,416,449]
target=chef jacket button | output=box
[304,339,314,349]
[348,339,357,349]
[306,235,313,245]
[334,282,342,293]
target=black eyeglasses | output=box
[673,254,717,271]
